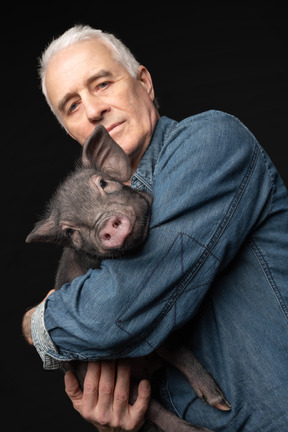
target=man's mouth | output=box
[106,121,125,134]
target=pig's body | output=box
[27,126,231,432]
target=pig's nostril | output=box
[103,233,111,241]
[113,218,121,228]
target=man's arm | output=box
[22,289,55,346]
[27,112,276,367]
[22,307,35,345]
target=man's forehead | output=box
[47,39,115,77]
[45,39,120,108]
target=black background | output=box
[2,3,287,430]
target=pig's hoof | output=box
[210,396,231,411]
[187,364,232,411]
[198,386,231,411]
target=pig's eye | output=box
[65,228,74,236]
[100,179,108,189]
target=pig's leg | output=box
[55,248,86,290]
[129,379,214,432]
[157,344,231,411]
[147,399,215,432]
[55,247,101,291]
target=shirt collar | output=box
[131,116,176,193]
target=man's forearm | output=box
[22,307,36,345]
[22,290,62,370]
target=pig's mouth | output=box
[98,213,133,250]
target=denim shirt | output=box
[31,110,288,372]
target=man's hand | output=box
[22,289,55,345]
[65,360,151,431]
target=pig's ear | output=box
[26,215,67,246]
[82,125,131,182]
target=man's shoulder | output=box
[172,110,248,135]
[154,110,243,146]
[154,110,257,178]
[161,110,255,152]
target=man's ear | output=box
[137,65,155,102]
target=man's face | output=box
[45,39,159,171]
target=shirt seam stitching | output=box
[249,239,288,322]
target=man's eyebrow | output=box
[86,70,112,88]
[57,70,113,113]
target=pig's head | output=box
[26,125,153,258]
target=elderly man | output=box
[23,25,288,431]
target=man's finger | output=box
[130,379,151,424]
[96,360,116,415]
[113,359,131,416]
[81,361,101,415]
[64,371,83,413]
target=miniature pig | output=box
[26,125,231,432]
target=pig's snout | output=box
[99,215,132,249]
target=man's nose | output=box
[84,95,110,122]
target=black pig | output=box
[26,125,152,288]
[26,125,231,432]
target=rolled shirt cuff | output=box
[31,301,62,370]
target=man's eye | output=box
[68,101,79,114]
[97,81,109,90]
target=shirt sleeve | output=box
[31,301,62,370]
[32,112,275,367]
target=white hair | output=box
[38,25,141,122]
